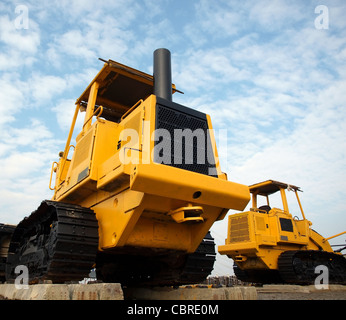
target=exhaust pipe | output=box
[153,48,172,102]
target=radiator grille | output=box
[72,129,93,170]
[154,102,217,177]
[229,215,250,243]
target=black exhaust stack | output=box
[153,48,172,102]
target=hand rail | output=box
[323,231,346,243]
[59,144,75,181]
[82,105,104,129]
[49,161,59,191]
[121,99,143,121]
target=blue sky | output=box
[0,0,345,276]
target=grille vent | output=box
[229,215,250,243]
[154,101,217,177]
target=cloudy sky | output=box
[0,0,345,276]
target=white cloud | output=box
[53,0,138,22]
[194,0,244,36]
[0,9,40,72]
[52,98,84,133]
[328,2,346,30]
[0,74,28,128]
[0,50,37,70]
[174,48,250,95]
[47,21,133,66]
[9,119,53,146]
[55,29,97,61]
[0,119,58,224]
[30,73,68,103]
[249,0,305,30]
[0,15,40,54]
[227,78,346,236]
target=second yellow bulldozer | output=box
[218,180,346,284]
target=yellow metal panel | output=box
[218,241,258,255]
[97,163,129,192]
[72,129,94,171]
[90,120,120,180]
[94,190,145,250]
[294,219,309,237]
[58,124,96,196]
[255,215,266,231]
[256,234,277,245]
[124,216,191,251]
[130,162,250,211]
[309,229,333,252]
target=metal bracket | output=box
[168,204,204,224]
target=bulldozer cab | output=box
[76,59,178,123]
[249,180,306,220]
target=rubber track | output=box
[178,232,216,284]
[6,200,215,286]
[6,201,99,283]
[0,224,16,282]
[278,250,346,285]
[233,264,282,284]
[233,250,346,285]
[96,231,216,286]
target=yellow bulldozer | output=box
[218,180,346,284]
[0,49,250,285]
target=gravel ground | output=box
[258,291,346,300]
[256,284,346,300]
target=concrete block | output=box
[71,284,99,300]
[178,287,227,300]
[0,283,123,300]
[71,283,124,300]
[0,284,16,300]
[14,286,31,300]
[224,287,243,300]
[98,283,124,300]
[308,284,346,292]
[0,284,30,300]
[31,284,70,300]
[125,286,249,300]
[259,285,310,293]
[238,287,257,300]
